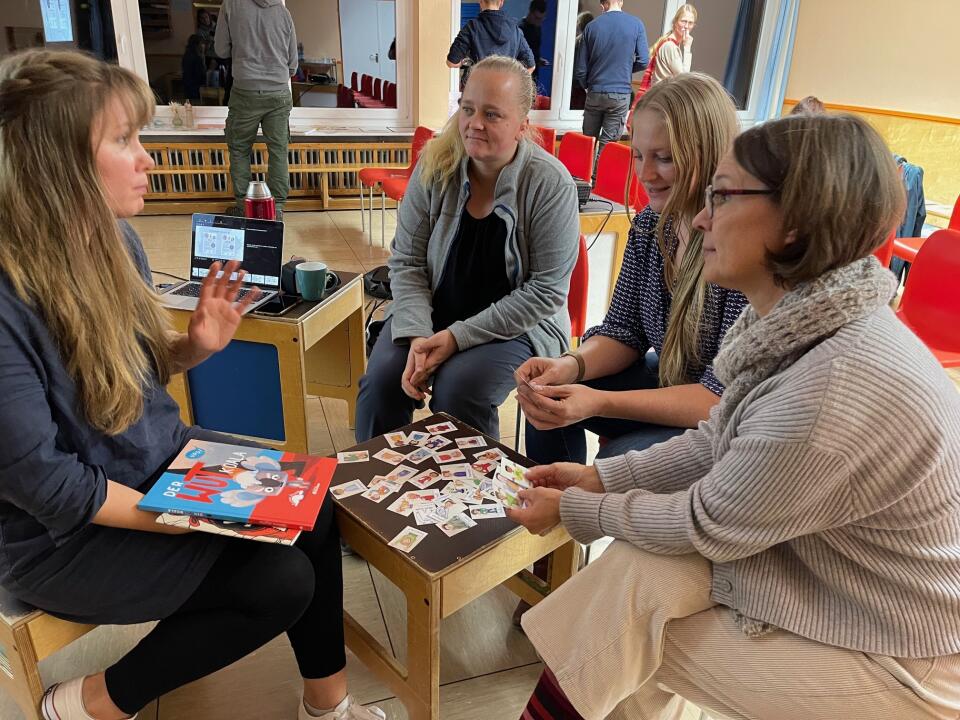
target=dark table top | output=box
[331,413,535,577]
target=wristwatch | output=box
[561,350,585,383]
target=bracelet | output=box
[561,350,585,383]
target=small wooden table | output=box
[579,198,634,305]
[166,271,366,453]
[333,414,579,720]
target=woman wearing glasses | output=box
[516,72,746,465]
[512,113,960,719]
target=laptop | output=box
[159,213,282,313]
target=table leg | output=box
[547,539,580,591]
[404,579,441,720]
[345,306,366,428]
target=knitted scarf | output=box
[711,255,897,636]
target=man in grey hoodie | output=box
[215,0,297,218]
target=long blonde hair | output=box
[651,4,698,54]
[418,55,538,190]
[0,49,174,435]
[627,72,738,388]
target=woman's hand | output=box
[505,486,562,535]
[188,260,258,356]
[517,382,605,430]
[410,329,458,388]
[401,337,430,400]
[525,462,604,493]
[515,355,580,388]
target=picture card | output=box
[423,434,453,451]
[361,482,395,503]
[440,463,475,481]
[388,526,428,553]
[386,495,419,517]
[425,421,457,434]
[455,436,487,449]
[409,468,442,490]
[373,448,406,465]
[330,479,366,499]
[383,431,408,448]
[437,513,477,537]
[474,448,507,462]
[337,450,369,464]
[405,447,435,465]
[434,449,466,464]
[472,459,498,477]
[469,504,506,520]
[385,464,418,482]
[412,505,445,526]
[401,489,441,506]
[406,430,431,446]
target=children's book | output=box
[138,440,335,530]
[155,513,302,545]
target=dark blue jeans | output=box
[524,352,685,464]
[356,317,535,442]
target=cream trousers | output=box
[521,541,960,720]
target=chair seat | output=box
[381,176,409,202]
[895,310,960,367]
[358,167,410,188]
[892,236,924,263]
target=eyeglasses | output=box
[704,184,774,218]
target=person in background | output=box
[649,4,696,85]
[790,94,826,114]
[0,49,384,720]
[513,112,960,720]
[518,73,745,467]
[356,56,579,443]
[195,8,217,60]
[570,11,594,110]
[520,0,549,86]
[575,0,648,176]
[447,0,535,90]
[180,34,206,103]
[215,0,297,220]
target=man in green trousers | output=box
[215,0,298,219]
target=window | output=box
[1,0,118,64]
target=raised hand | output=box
[187,260,259,356]
[525,462,604,493]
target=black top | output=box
[432,209,512,332]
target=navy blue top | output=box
[447,10,535,68]
[0,222,224,622]
[583,208,748,395]
[574,10,649,94]
[432,209,512,332]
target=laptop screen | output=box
[189,214,283,289]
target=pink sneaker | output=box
[299,694,386,720]
[40,677,137,720]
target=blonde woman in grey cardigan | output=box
[510,114,960,720]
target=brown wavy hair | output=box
[0,49,173,435]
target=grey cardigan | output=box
[562,307,960,658]
[387,139,580,358]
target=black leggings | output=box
[103,499,345,714]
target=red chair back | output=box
[593,142,646,210]
[350,71,359,91]
[385,82,397,108]
[896,229,960,364]
[361,74,373,96]
[873,230,895,267]
[530,126,556,155]
[336,84,354,109]
[406,125,434,172]
[568,234,590,339]
[534,95,551,110]
[373,78,382,102]
[949,195,960,231]
[558,132,596,182]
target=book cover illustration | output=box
[155,513,302,545]
[138,441,335,530]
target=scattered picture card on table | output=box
[409,468,442,489]
[388,526,428,553]
[440,463,474,481]
[406,430,431,446]
[456,436,486,449]
[474,448,506,462]
[330,479,367,499]
[425,421,457,434]
[383,432,408,448]
[469,504,506,520]
[423,435,453,451]
[438,513,477,537]
[405,447,435,465]
[434,449,466,464]
[385,464,418,482]
[373,448,406,465]
[337,450,369,464]
[361,482,396,503]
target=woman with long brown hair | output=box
[0,49,382,720]
[517,72,746,466]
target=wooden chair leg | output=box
[0,624,44,720]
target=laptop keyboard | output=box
[171,282,257,301]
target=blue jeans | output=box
[524,352,685,464]
[356,317,535,442]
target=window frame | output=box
[109,0,413,130]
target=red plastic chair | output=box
[895,228,960,367]
[373,78,382,102]
[558,132,596,182]
[530,126,556,155]
[360,74,373,97]
[350,71,359,92]
[358,126,434,244]
[893,194,960,263]
[873,230,895,267]
[336,84,355,109]
[593,142,646,210]
[513,234,590,448]
[384,82,397,108]
[533,95,551,110]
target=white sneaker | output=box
[299,694,386,720]
[41,677,137,720]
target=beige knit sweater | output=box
[560,306,960,658]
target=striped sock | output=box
[520,668,585,720]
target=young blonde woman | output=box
[512,114,960,720]
[627,4,697,125]
[517,72,747,465]
[0,50,382,720]
[356,55,580,442]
